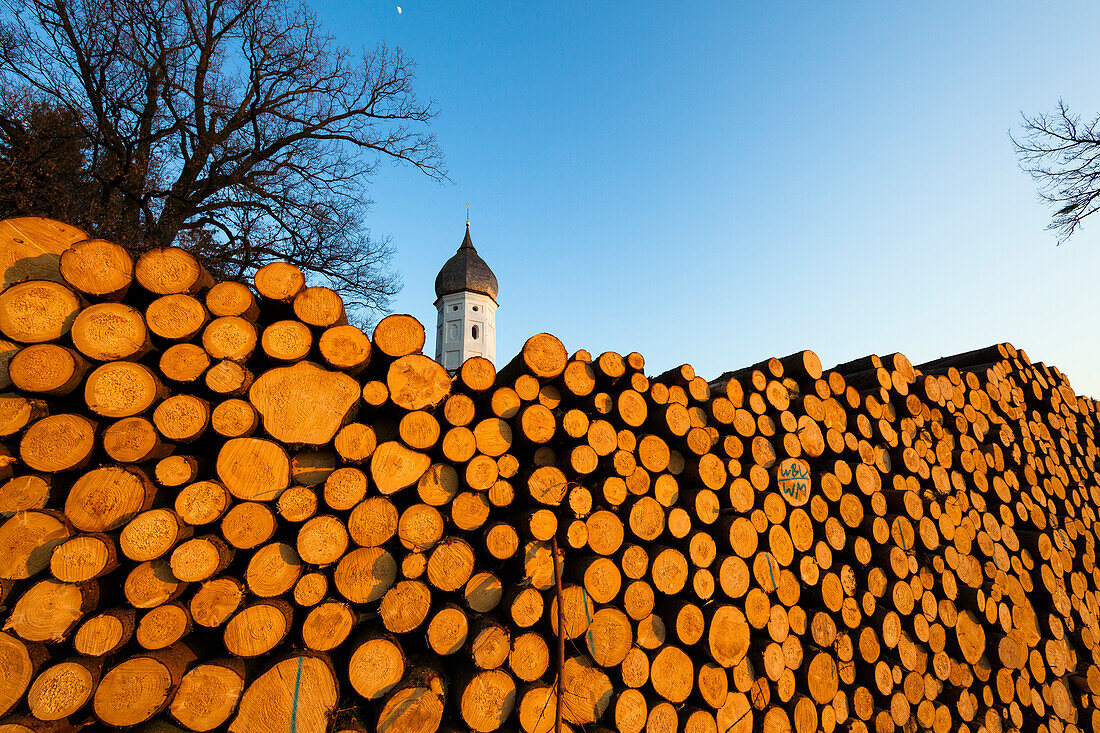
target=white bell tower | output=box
[434,222,499,370]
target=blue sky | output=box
[313,2,1100,396]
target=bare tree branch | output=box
[1013,99,1100,244]
[0,0,445,319]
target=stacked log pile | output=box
[0,215,1098,733]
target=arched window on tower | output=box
[471,325,480,340]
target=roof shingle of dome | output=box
[434,224,498,300]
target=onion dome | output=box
[434,224,498,301]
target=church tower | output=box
[434,223,498,370]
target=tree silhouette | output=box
[0,0,446,315]
[1014,100,1100,244]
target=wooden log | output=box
[174,480,231,526]
[519,403,557,444]
[170,535,234,582]
[954,608,987,665]
[208,398,257,439]
[484,521,520,561]
[334,423,377,463]
[400,410,442,450]
[454,490,492,531]
[7,345,86,396]
[528,465,567,506]
[315,469,361,514]
[460,356,497,391]
[65,465,155,532]
[49,533,117,582]
[253,262,305,302]
[0,280,82,344]
[372,441,432,495]
[4,578,98,642]
[348,634,406,700]
[561,654,614,724]
[0,510,71,580]
[25,656,102,721]
[206,280,259,319]
[102,416,169,463]
[585,607,633,667]
[84,361,166,418]
[319,324,371,373]
[245,542,304,598]
[224,598,294,657]
[135,247,212,295]
[153,394,210,443]
[425,604,469,657]
[261,319,314,362]
[0,216,89,288]
[216,437,290,501]
[334,547,397,603]
[297,514,350,565]
[459,668,517,732]
[205,358,254,396]
[188,576,245,629]
[426,537,476,592]
[18,413,96,472]
[443,393,476,428]
[120,508,191,562]
[135,601,193,649]
[293,286,347,327]
[468,617,512,669]
[145,294,209,341]
[168,657,247,731]
[805,652,839,705]
[348,496,398,548]
[159,343,211,383]
[499,333,568,382]
[615,689,649,733]
[0,393,47,439]
[510,631,551,682]
[73,608,135,656]
[249,361,359,445]
[0,474,51,514]
[275,487,317,524]
[293,571,328,607]
[154,453,201,488]
[437,424,473,460]
[0,631,45,717]
[203,316,257,361]
[377,685,444,733]
[301,599,355,651]
[387,354,452,410]
[273,484,315,523]
[221,501,277,550]
[517,684,559,733]
[92,644,198,727]
[229,654,338,733]
[372,313,426,358]
[650,546,690,595]
[124,559,186,609]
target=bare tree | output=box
[0,0,446,315]
[1013,100,1100,244]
